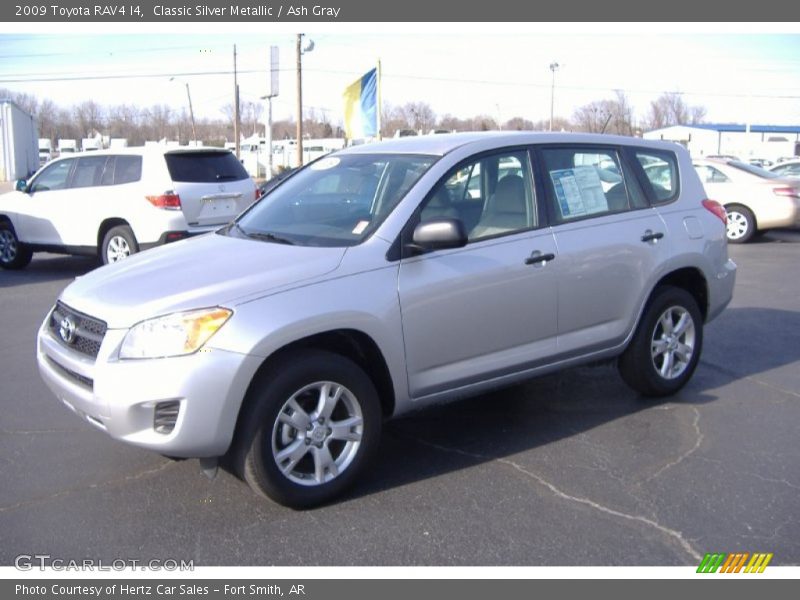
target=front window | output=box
[29,159,73,193]
[228,153,435,247]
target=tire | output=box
[0,221,33,270]
[237,350,382,508]
[619,286,703,397]
[725,204,756,243]
[101,225,138,265]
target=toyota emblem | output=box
[59,315,77,344]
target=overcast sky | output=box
[1,24,799,129]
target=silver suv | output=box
[37,133,736,508]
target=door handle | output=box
[641,230,664,243]
[525,252,556,266]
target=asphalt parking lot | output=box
[1,232,799,567]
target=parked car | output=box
[37,132,736,508]
[693,158,800,243]
[0,147,258,269]
[768,159,800,179]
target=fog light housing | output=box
[154,401,181,434]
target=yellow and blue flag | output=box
[343,68,378,139]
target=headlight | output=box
[119,307,232,360]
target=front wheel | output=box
[725,204,756,243]
[101,225,138,264]
[238,350,382,508]
[619,286,703,397]
[0,221,33,270]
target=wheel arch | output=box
[650,267,709,321]
[230,328,396,448]
[97,218,133,249]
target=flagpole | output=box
[376,59,382,141]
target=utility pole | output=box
[549,61,560,132]
[234,44,241,158]
[295,34,315,167]
[296,34,303,167]
[185,83,197,144]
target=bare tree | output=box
[73,101,105,137]
[573,91,636,135]
[503,117,536,131]
[644,92,707,130]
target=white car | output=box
[0,147,258,269]
[693,159,800,243]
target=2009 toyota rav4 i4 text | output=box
[37,133,736,508]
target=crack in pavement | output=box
[410,437,702,562]
[0,460,176,514]
[643,405,704,483]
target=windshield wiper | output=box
[243,230,295,245]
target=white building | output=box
[644,124,800,162]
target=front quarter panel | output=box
[207,256,410,415]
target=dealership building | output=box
[643,123,800,161]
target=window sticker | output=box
[550,166,609,219]
[352,220,370,235]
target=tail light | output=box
[146,193,181,210]
[702,199,727,224]
[255,188,262,201]
[773,186,800,199]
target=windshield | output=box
[229,153,436,247]
[728,161,781,179]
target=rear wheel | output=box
[101,225,138,264]
[619,286,703,397]
[0,221,33,270]
[725,204,756,243]
[238,350,382,508]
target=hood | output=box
[59,233,346,328]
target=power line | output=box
[3,67,799,102]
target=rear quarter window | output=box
[113,155,143,185]
[164,151,250,183]
[635,150,679,203]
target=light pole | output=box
[296,34,315,167]
[549,62,560,132]
[170,77,197,145]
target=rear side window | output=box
[541,147,646,223]
[164,151,250,183]
[636,150,679,203]
[70,156,108,189]
[113,156,143,184]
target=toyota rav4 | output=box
[37,132,736,508]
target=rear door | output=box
[537,145,670,355]
[164,150,256,228]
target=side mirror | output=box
[15,179,27,192]
[410,218,468,252]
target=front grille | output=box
[46,356,94,389]
[49,302,107,358]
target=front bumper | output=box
[37,311,262,458]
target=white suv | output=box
[0,147,258,268]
